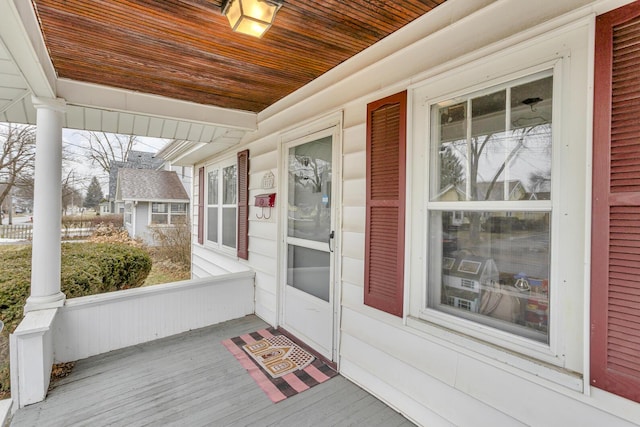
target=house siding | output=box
[185,1,640,425]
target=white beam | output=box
[57,78,258,132]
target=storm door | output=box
[281,129,338,361]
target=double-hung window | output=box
[206,160,237,250]
[407,24,589,381]
[151,202,188,225]
[426,71,553,344]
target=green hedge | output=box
[0,243,152,333]
[0,242,151,396]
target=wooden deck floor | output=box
[11,315,414,426]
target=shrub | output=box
[0,242,152,396]
[89,222,144,248]
[148,223,191,269]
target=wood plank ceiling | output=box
[31,0,447,113]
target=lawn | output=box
[143,256,191,285]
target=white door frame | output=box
[277,111,343,363]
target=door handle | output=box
[329,230,335,253]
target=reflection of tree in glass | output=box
[291,155,325,193]
[439,147,463,189]
[223,165,237,204]
[446,122,551,242]
[528,168,551,196]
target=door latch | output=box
[328,230,335,252]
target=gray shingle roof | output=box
[117,169,189,201]
[108,151,165,200]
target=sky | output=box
[62,129,170,196]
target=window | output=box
[151,202,169,224]
[426,71,553,343]
[124,202,133,225]
[151,202,188,225]
[206,161,237,250]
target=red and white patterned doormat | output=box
[222,328,337,402]
[242,334,314,378]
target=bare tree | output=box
[82,131,138,173]
[61,170,84,215]
[0,124,36,219]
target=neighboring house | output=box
[115,168,189,245]
[107,151,165,214]
[98,201,110,215]
[5,1,640,426]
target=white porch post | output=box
[24,96,67,313]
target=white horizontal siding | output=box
[53,272,255,362]
[342,178,366,208]
[343,124,366,154]
[191,245,250,277]
[340,307,639,427]
[189,139,281,327]
[342,206,365,234]
[246,140,280,328]
[249,150,278,175]
[248,235,278,258]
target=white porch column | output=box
[24,96,67,313]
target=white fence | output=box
[0,224,95,241]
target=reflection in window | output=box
[429,210,550,343]
[432,73,553,203]
[427,71,553,344]
[287,137,332,243]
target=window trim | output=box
[402,19,597,383]
[148,201,188,226]
[420,64,562,362]
[205,156,238,254]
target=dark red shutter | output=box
[198,166,205,245]
[237,150,249,260]
[364,91,407,317]
[592,0,640,403]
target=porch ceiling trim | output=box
[0,0,56,98]
[57,79,257,132]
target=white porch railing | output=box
[53,271,255,362]
[10,271,255,409]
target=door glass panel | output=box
[287,245,330,302]
[287,137,332,242]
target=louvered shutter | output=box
[237,150,249,260]
[592,1,640,403]
[364,91,407,317]
[198,166,205,245]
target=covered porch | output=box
[11,315,412,426]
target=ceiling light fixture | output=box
[221,0,283,38]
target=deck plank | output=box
[11,315,414,426]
